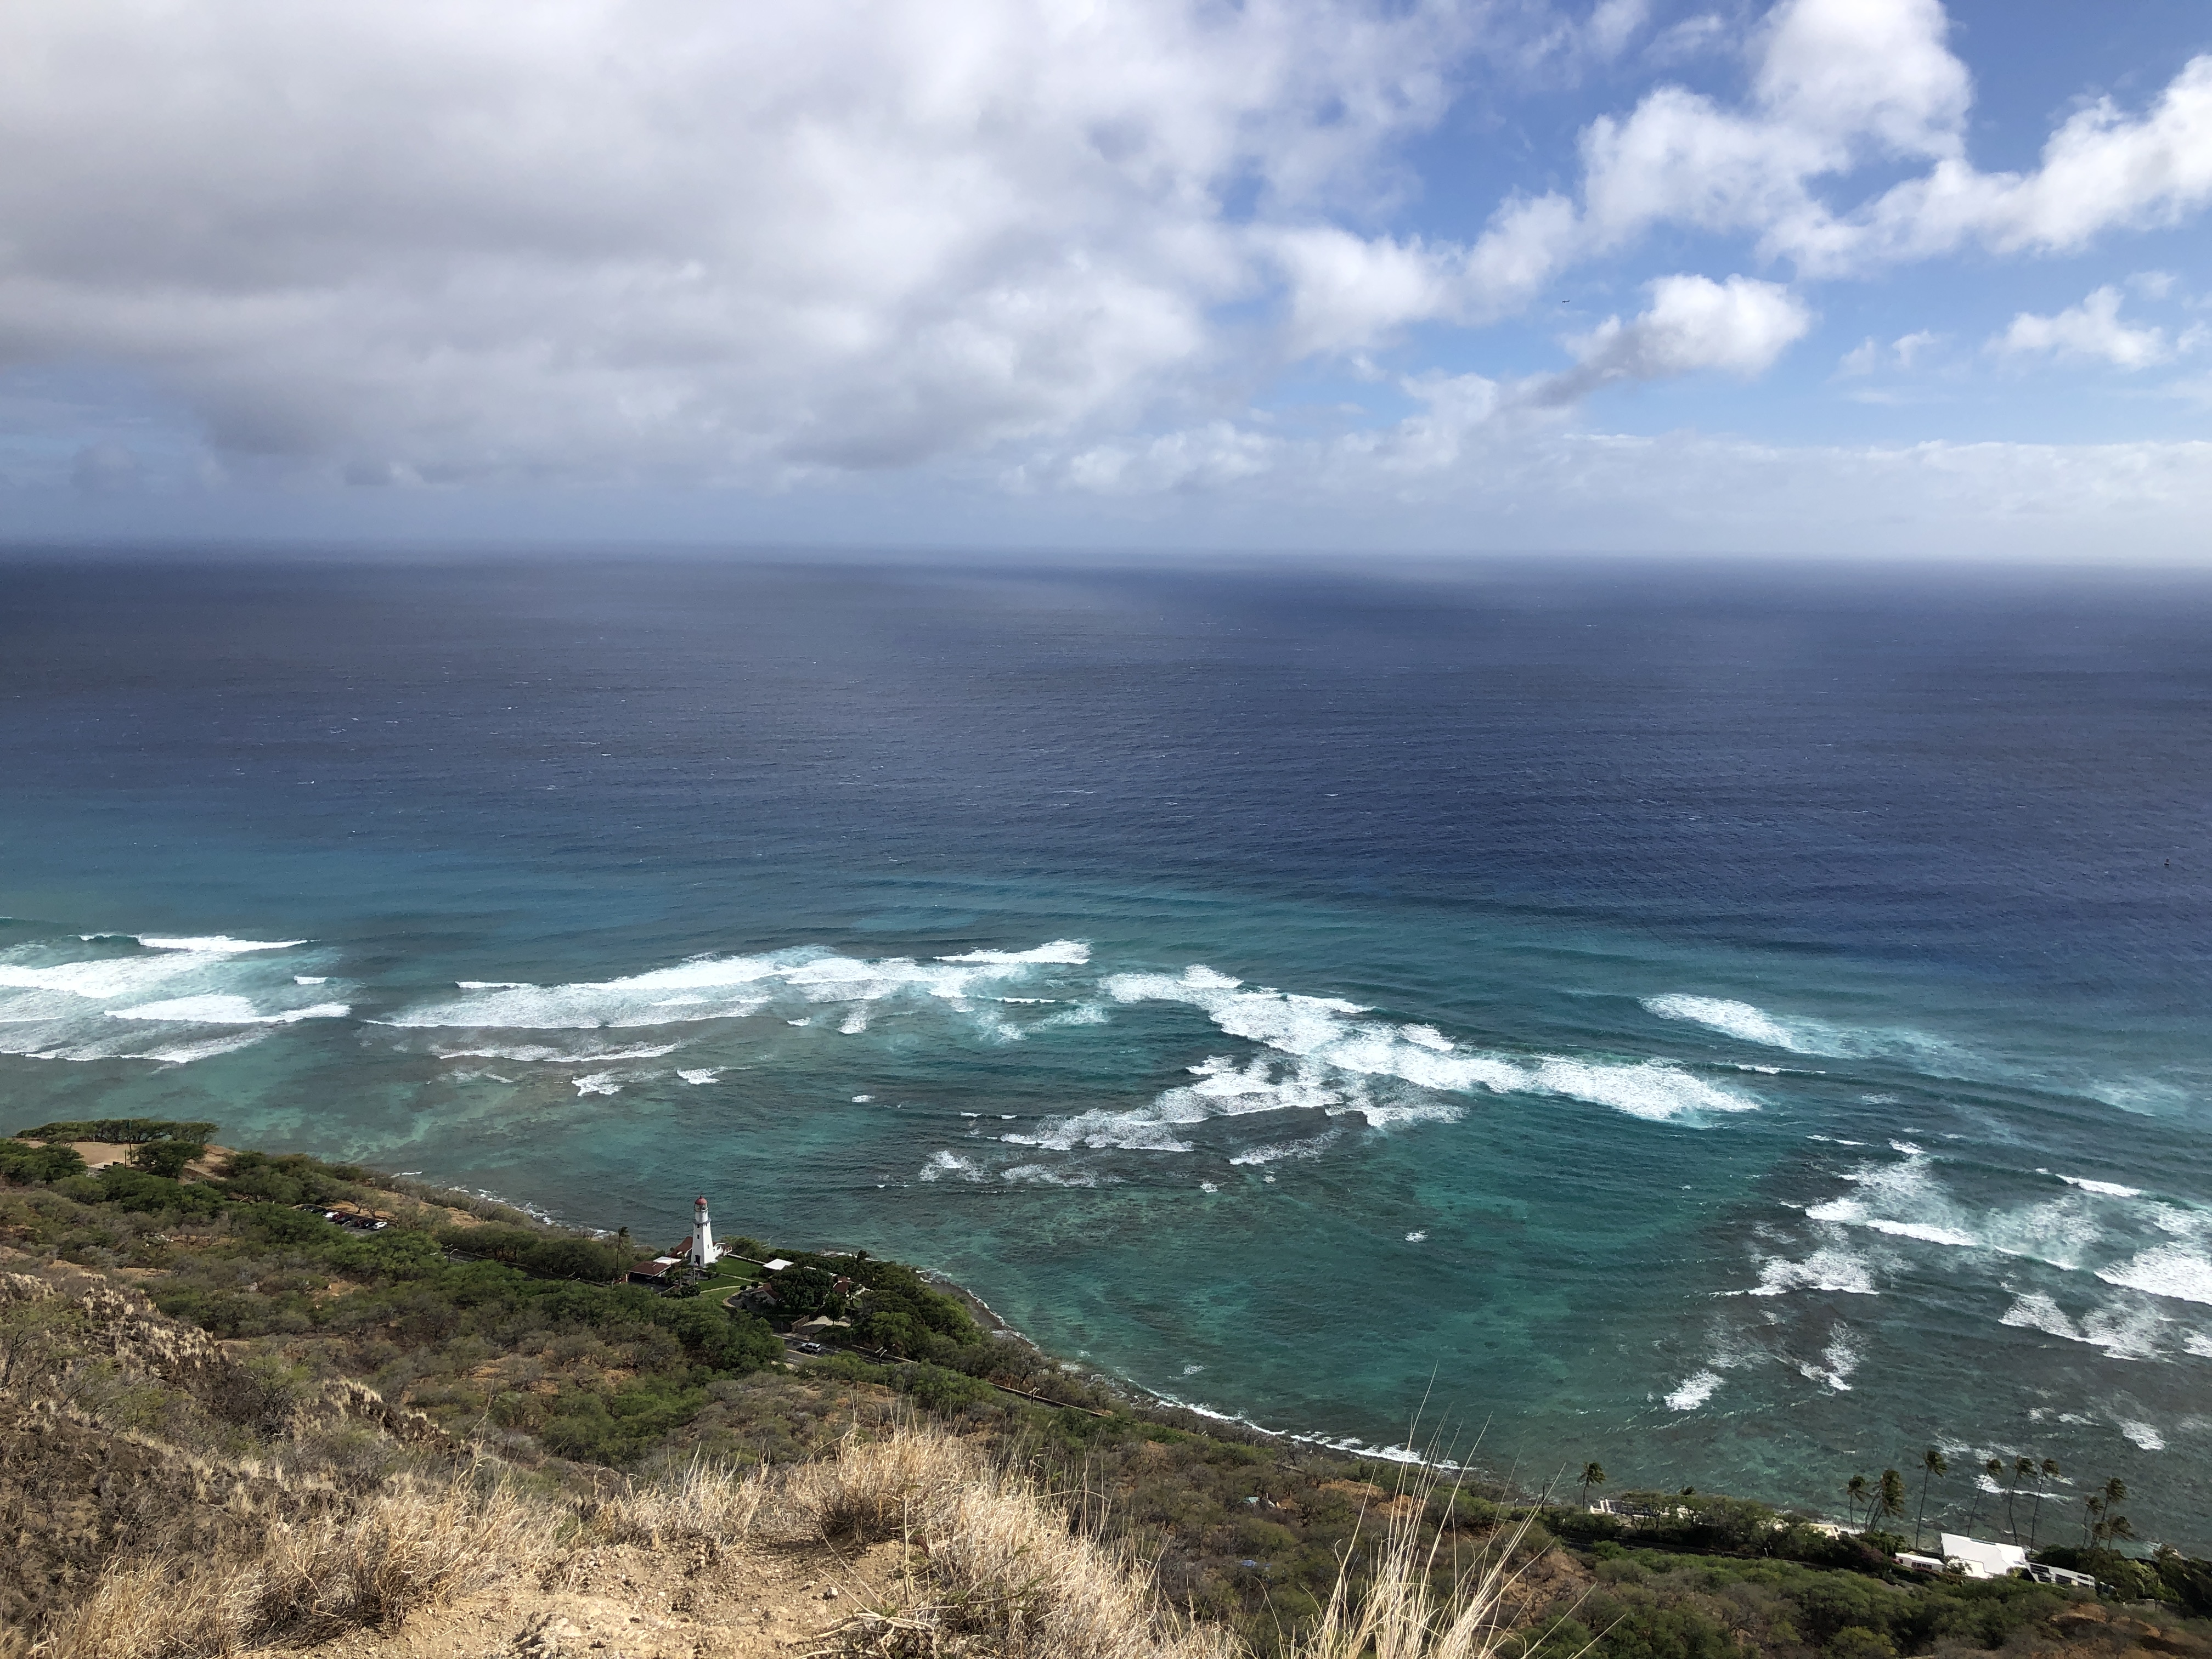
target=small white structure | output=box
[1941,1534,2029,1580]
[686,1194,722,1268]
[762,1257,793,1272]
[2027,1562,2097,1590]
[1895,1553,1947,1575]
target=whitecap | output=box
[386,938,1087,1032]
[2042,1171,2145,1199]
[937,940,1090,965]
[676,1068,721,1085]
[1805,1158,2103,1268]
[1644,995,1810,1051]
[106,994,349,1025]
[137,935,304,953]
[1746,1245,1879,1297]
[1199,1181,1219,1193]
[1227,1132,1341,1166]
[2119,1419,2166,1451]
[1665,1370,1722,1410]
[430,1042,679,1063]
[1000,1163,1101,1187]
[572,1072,624,1096]
[921,1149,985,1183]
[1405,1230,1428,1243]
[2000,1291,2164,1359]
[295,975,329,985]
[2097,1244,2212,1307]
[1103,965,1757,1125]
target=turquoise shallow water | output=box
[3,555,2209,1545]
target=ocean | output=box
[3,552,2208,1546]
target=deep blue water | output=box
[3,554,2209,1546]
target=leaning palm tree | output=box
[1877,1468,1909,1539]
[2030,1458,2058,1550]
[1847,1474,1870,1531]
[2012,1455,2035,1543]
[1966,1458,2000,1536]
[1579,1462,1607,1509]
[1914,1447,1948,1552]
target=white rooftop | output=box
[763,1257,793,1271]
[1940,1535,2028,1579]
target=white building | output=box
[1940,1534,2029,1579]
[685,1194,721,1267]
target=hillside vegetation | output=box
[4,1127,2209,1659]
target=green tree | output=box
[2011,1456,2034,1543]
[2087,1477,2133,1549]
[1875,1469,1909,1538]
[130,1138,208,1178]
[1966,1458,1999,1537]
[1847,1474,1869,1531]
[1580,1462,1607,1509]
[1914,1447,1948,1551]
[2030,1458,2058,1549]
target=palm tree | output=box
[2090,1477,2132,1549]
[1847,1474,1870,1531]
[1914,1447,1948,1551]
[1580,1462,1607,1509]
[2011,1455,2035,1543]
[1966,1458,2000,1536]
[1877,1468,1909,1539]
[2030,1458,2058,1550]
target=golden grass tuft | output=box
[794,1422,1241,1659]
[1291,1464,1570,1659]
[588,1452,768,1554]
[35,1474,554,1658]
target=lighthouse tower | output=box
[688,1195,720,1267]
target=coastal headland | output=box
[3,1121,2208,1659]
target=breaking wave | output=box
[386,940,1094,1034]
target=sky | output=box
[3,0,2211,560]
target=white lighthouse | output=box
[687,1195,721,1267]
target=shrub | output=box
[0,1140,88,1183]
[129,1139,207,1178]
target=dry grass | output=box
[793,1423,1241,1659]
[588,1452,768,1554]
[1290,1465,1572,1659]
[34,1472,554,1658]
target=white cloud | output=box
[1993,286,2171,370]
[1839,329,1942,375]
[0,0,1482,482]
[1536,274,1812,403]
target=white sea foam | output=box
[1644,995,1810,1051]
[430,1042,680,1063]
[1997,1291,2164,1359]
[1746,1245,1879,1297]
[388,939,1088,1032]
[1104,965,1757,1124]
[137,935,304,953]
[2042,1171,2145,1199]
[2119,1419,2166,1451]
[2184,1331,2212,1358]
[1806,1155,2104,1268]
[1665,1370,1722,1410]
[921,1150,986,1183]
[1001,1163,1100,1187]
[2097,1243,2212,1306]
[106,994,349,1025]
[295,975,328,985]
[1819,1328,1859,1390]
[572,1072,624,1096]
[1643,993,1974,1075]
[1227,1132,1341,1166]
[1405,1230,1428,1243]
[676,1068,721,1085]
[938,940,1090,965]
